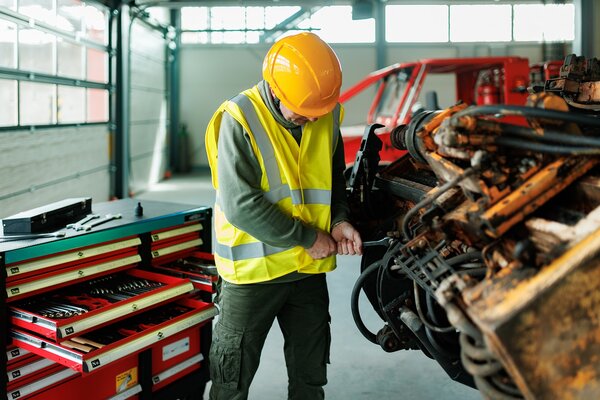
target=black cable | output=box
[494,136,600,155]
[498,122,600,147]
[446,251,482,266]
[350,261,381,344]
[453,104,600,128]
[413,281,455,333]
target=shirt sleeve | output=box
[216,112,317,249]
[330,129,350,227]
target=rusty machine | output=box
[348,54,600,400]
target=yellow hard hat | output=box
[263,32,342,118]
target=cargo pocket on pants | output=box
[210,322,243,390]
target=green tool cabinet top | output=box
[0,199,212,264]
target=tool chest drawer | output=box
[151,251,217,293]
[149,222,204,262]
[12,299,217,374]
[1,199,215,399]
[6,366,79,400]
[5,237,141,283]
[10,269,195,341]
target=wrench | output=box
[363,237,394,248]
[78,214,122,231]
[67,214,100,229]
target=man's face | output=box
[271,88,319,126]
[278,101,318,126]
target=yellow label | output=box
[116,367,138,392]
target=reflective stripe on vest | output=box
[215,241,289,261]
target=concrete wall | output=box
[180,42,560,169]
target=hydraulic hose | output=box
[452,104,600,128]
[351,261,381,344]
[493,136,600,155]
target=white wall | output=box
[179,41,561,169]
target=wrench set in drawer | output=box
[1,199,216,399]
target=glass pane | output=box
[0,80,17,127]
[450,5,511,42]
[265,6,301,29]
[87,88,108,122]
[0,20,17,69]
[222,31,245,44]
[181,32,208,44]
[181,7,209,30]
[20,82,56,125]
[386,5,448,43]
[19,28,56,74]
[0,0,17,11]
[514,4,574,42]
[19,0,55,25]
[246,7,264,30]
[87,47,108,83]
[299,6,374,43]
[246,31,260,44]
[211,7,245,30]
[84,4,108,45]
[57,85,85,123]
[57,39,84,79]
[56,0,83,34]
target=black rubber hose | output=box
[452,104,600,128]
[494,136,600,155]
[351,261,381,344]
[496,122,600,147]
[446,251,482,266]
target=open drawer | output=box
[6,249,141,302]
[10,269,195,341]
[151,251,217,293]
[12,299,218,374]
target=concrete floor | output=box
[136,172,481,400]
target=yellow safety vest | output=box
[205,86,343,284]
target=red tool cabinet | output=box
[1,199,216,399]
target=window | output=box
[0,20,17,68]
[0,80,17,127]
[450,5,512,42]
[298,6,374,43]
[386,5,448,43]
[58,85,85,123]
[514,4,574,42]
[180,5,375,44]
[20,82,57,125]
[0,1,110,128]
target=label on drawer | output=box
[162,337,190,361]
[116,367,138,393]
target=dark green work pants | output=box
[208,273,331,400]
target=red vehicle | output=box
[339,57,561,166]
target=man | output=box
[204,32,362,400]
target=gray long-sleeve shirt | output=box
[216,80,349,251]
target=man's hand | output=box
[331,221,363,256]
[307,230,338,259]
